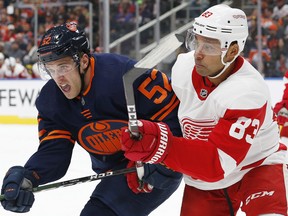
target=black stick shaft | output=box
[0,167,136,201]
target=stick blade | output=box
[135,33,185,69]
[123,33,184,137]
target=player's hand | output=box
[276,107,288,126]
[274,100,288,114]
[121,120,173,164]
[275,107,288,138]
[126,161,153,194]
[1,166,40,213]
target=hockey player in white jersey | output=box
[1,56,31,79]
[121,4,288,216]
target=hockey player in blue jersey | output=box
[1,22,182,215]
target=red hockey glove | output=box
[274,100,288,115]
[276,107,288,126]
[126,161,153,194]
[276,107,288,138]
[121,120,173,164]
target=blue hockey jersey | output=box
[24,53,181,185]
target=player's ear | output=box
[80,53,89,70]
[225,42,239,62]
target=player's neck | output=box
[83,65,91,91]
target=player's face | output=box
[193,35,225,77]
[45,56,81,99]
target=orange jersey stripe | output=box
[40,130,75,144]
[158,98,180,121]
[41,135,75,144]
[150,94,179,121]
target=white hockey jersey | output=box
[1,57,31,79]
[166,51,288,190]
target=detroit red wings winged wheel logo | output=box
[181,117,217,140]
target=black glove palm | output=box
[1,166,40,213]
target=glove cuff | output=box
[146,122,172,164]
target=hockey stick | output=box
[0,167,136,201]
[123,33,184,138]
[122,33,184,184]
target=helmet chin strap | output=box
[208,53,238,79]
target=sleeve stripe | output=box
[150,94,179,121]
[158,98,180,121]
[39,129,46,137]
[48,130,72,136]
[40,135,75,144]
[39,130,75,144]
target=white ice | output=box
[0,79,283,215]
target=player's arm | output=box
[121,54,181,136]
[125,69,183,193]
[134,69,182,136]
[274,73,288,137]
[1,113,75,212]
[24,113,75,185]
[274,71,288,113]
[122,102,268,183]
[274,84,288,114]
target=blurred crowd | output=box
[244,0,288,77]
[1,0,288,79]
[0,0,93,79]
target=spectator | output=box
[5,41,27,63]
[276,52,288,76]
[272,0,288,20]
[46,12,56,31]
[56,5,69,24]
[1,56,31,79]
[113,0,136,34]
[2,24,16,42]
[0,52,5,78]
[266,23,285,76]
[247,36,271,76]
[139,0,155,26]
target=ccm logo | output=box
[245,191,275,205]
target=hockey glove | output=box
[126,161,153,194]
[1,166,40,213]
[274,100,288,115]
[121,120,173,164]
[276,107,288,125]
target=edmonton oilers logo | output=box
[200,89,208,98]
[78,120,127,155]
